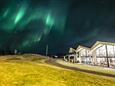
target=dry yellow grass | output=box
[0,55,115,86]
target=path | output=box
[45,58,115,78]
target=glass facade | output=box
[95,44,115,66]
[79,48,92,64]
[68,42,115,67]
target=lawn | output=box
[0,55,115,86]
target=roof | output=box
[91,41,115,50]
[69,41,115,53]
[69,48,76,53]
[76,45,90,52]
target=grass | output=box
[0,55,115,86]
[57,60,115,75]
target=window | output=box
[96,45,106,56]
[107,45,114,56]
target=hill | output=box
[0,54,114,86]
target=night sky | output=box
[0,0,115,55]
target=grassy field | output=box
[0,55,115,86]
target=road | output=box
[45,58,115,78]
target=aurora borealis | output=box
[0,0,115,55]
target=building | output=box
[64,48,76,63]
[67,41,115,68]
[65,46,92,64]
[76,45,92,64]
[91,41,115,67]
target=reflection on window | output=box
[96,45,115,57]
[107,45,114,56]
[96,45,106,56]
[80,49,90,56]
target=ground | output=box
[0,54,115,86]
[56,60,115,75]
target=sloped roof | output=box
[91,41,115,50]
[76,45,90,52]
[69,48,76,53]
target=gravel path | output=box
[45,59,115,78]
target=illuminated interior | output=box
[78,48,92,64]
[94,44,115,66]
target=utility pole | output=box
[105,45,110,67]
[14,49,17,55]
[46,45,48,56]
